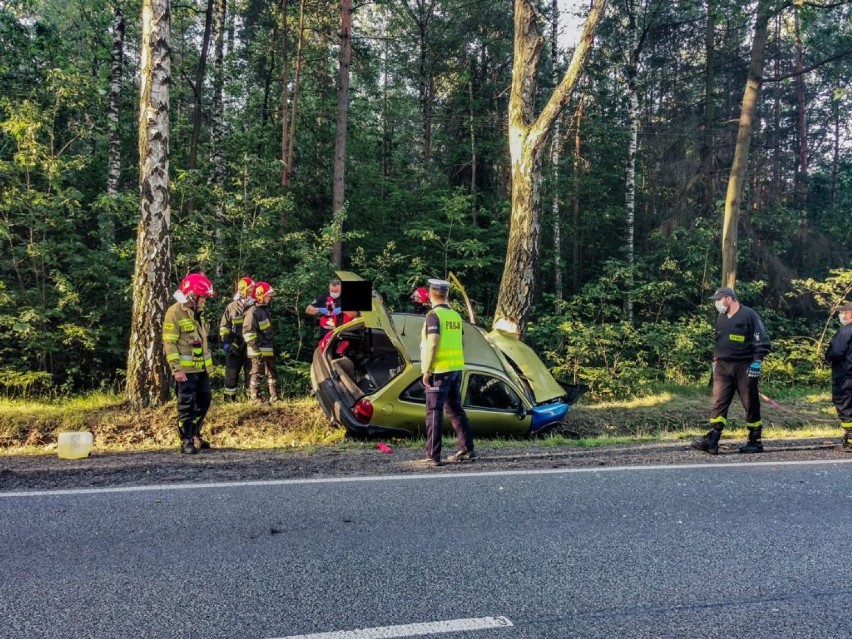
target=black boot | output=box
[842,428,851,451]
[739,426,764,454]
[181,438,198,454]
[691,427,722,455]
[193,435,211,450]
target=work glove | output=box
[222,342,232,354]
[332,307,343,316]
[748,361,762,379]
[316,307,329,316]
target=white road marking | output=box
[2,458,852,499]
[268,616,513,639]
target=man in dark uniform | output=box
[692,286,771,455]
[306,278,344,343]
[825,301,852,450]
[419,278,474,467]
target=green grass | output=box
[0,384,845,456]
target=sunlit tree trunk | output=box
[127,0,172,408]
[331,0,352,267]
[721,0,772,288]
[494,0,608,335]
[623,0,640,324]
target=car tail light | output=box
[353,398,374,424]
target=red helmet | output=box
[180,273,215,300]
[411,287,429,304]
[253,281,275,304]
[237,276,255,297]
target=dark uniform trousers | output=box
[425,370,473,461]
[176,372,212,440]
[710,359,760,425]
[224,346,252,393]
[832,378,852,422]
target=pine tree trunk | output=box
[624,0,639,324]
[572,90,585,294]
[189,0,214,171]
[831,98,839,208]
[127,0,173,409]
[794,6,808,208]
[284,0,306,188]
[211,0,226,276]
[721,0,772,289]
[701,0,716,217]
[495,0,608,335]
[331,0,352,267]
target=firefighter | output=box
[243,281,278,403]
[419,278,474,467]
[825,301,852,450]
[163,273,216,454]
[410,287,430,314]
[692,286,771,455]
[306,278,344,343]
[219,276,255,401]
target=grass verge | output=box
[0,384,844,457]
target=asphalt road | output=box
[2,460,852,639]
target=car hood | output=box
[485,329,566,404]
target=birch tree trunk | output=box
[551,0,563,302]
[494,0,608,335]
[623,0,640,324]
[127,0,172,408]
[107,5,125,198]
[279,0,290,186]
[331,0,352,267]
[721,0,773,288]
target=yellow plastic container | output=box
[57,432,93,459]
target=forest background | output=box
[1,0,850,404]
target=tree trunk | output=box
[331,0,352,267]
[211,0,226,276]
[831,97,839,208]
[623,0,640,324]
[701,0,716,217]
[107,5,125,199]
[211,0,226,193]
[284,0,306,188]
[494,0,608,335]
[551,0,563,302]
[189,0,214,170]
[127,0,173,409]
[721,0,773,289]
[794,6,808,208]
[468,57,478,223]
[572,90,585,295]
[279,0,290,186]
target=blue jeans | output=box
[424,370,473,461]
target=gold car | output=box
[310,273,584,439]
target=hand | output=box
[332,306,343,316]
[316,307,329,316]
[422,373,433,388]
[174,370,188,383]
[748,361,761,379]
[222,342,231,353]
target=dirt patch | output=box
[2,437,850,493]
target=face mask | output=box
[714,300,728,314]
[840,313,851,326]
[329,292,340,299]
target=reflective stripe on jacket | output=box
[163,302,212,375]
[243,304,275,358]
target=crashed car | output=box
[310,272,584,439]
